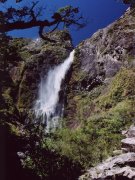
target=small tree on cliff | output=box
[0,0,85,41]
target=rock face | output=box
[1,6,135,180]
[79,126,135,180]
[65,7,135,127]
[71,7,135,89]
[75,7,135,180]
[10,30,73,110]
[122,126,135,153]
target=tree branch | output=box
[0,3,86,42]
[0,19,58,32]
[39,26,56,42]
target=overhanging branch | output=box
[0,3,86,42]
[0,19,58,32]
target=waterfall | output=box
[34,50,75,131]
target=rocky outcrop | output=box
[75,7,135,87]
[1,6,135,180]
[5,30,73,113]
[65,7,135,127]
[79,126,135,180]
[122,126,135,153]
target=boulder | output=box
[79,125,135,180]
[122,138,135,152]
[79,153,135,180]
[127,126,135,138]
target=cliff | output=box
[0,6,135,180]
[65,7,135,127]
[0,30,75,180]
[72,7,135,180]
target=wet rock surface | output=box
[9,30,73,110]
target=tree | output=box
[122,0,135,6]
[0,0,86,41]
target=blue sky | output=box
[4,0,129,45]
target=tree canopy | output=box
[122,0,135,6]
[0,0,86,41]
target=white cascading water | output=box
[34,50,75,131]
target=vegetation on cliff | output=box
[0,3,135,180]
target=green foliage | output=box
[0,34,24,71]
[0,9,134,179]
[22,156,35,170]
[7,122,21,136]
[44,69,135,170]
[11,38,29,50]
[0,0,85,41]
[44,98,133,168]
[98,68,135,109]
[57,6,85,29]
[1,88,17,116]
[20,124,82,180]
[11,38,32,60]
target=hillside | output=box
[0,7,135,180]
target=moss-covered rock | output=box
[17,30,73,110]
[0,7,135,180]
[97,68,135,109]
